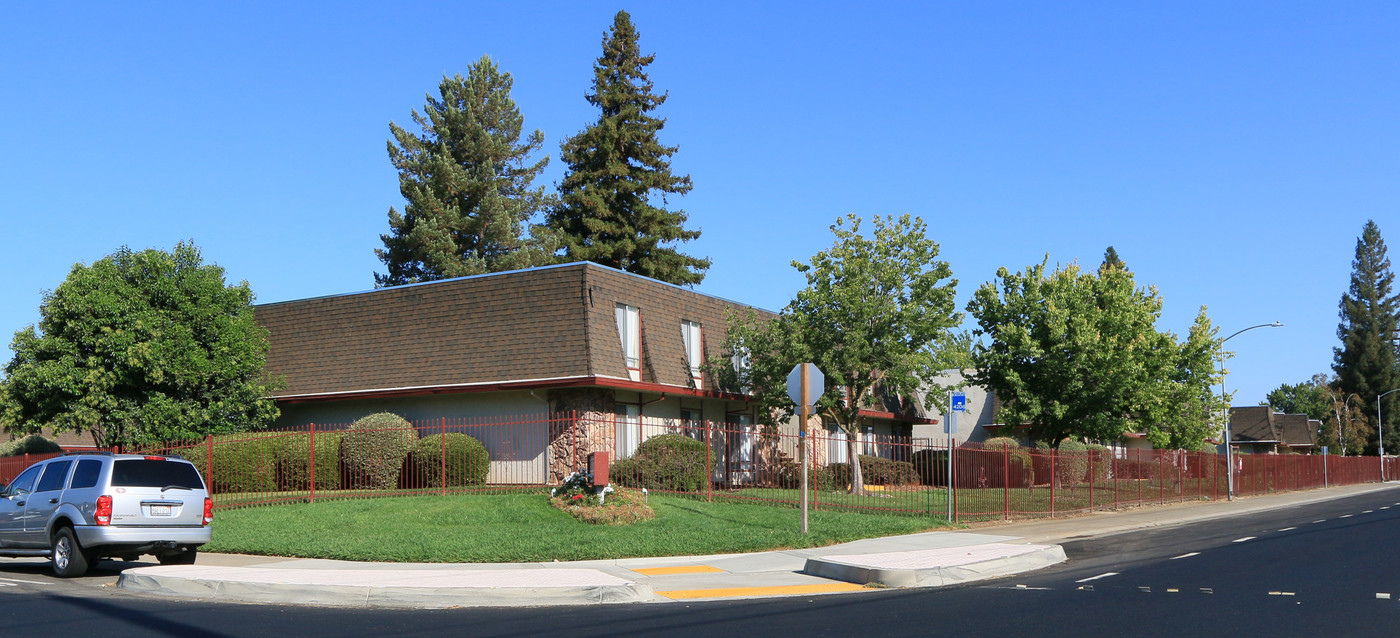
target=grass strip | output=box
[204,492,950,563]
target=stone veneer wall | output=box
[547,388,616,482]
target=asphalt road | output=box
[3,489,1399,637]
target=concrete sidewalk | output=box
[116,482,1400,608]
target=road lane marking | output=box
[1363,510,1374,514]
[1381,506,1390,510]
[630,565,726,576]
[1232,537,1256,543]
[1076,572,1119,583]
[1278,527,1297,532]
[1313,520,1327,524]
[1341,514,1353,519]
[0,577,49,585]
[1170,552,1200,560]
[1167,588,1179,593]
[656,583,865,600]
[1378,593,1391,600]
[1201,588,1214,594]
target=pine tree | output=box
[1333,220,1400,453]
[546,10,710,286]
[1100,246,1127,273]
[375,55,555,287]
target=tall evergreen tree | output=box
[1100,246,1127,273]
[1333,220,1400,454]
[375,55,555,287]
[546,10,710,286]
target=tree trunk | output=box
[846,430,866,495]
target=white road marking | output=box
[1232,536,1256,543]
[1313,520,1327,524]
[1363,510,1374,514]
[1076,572,1119,583]
[1170,552,1200,560]
[0,577,49,586]
[1341,514,1354,519]
[1378,593,1391,600]
[1381,506,1390,510]
[1278,527,1297,532]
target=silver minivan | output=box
[0,453,212,577]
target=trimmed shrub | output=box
[340,413,418,490]
[0,434,63,457]
[823,462,852,491]
[1055,439,1089,485]
[912,449,949,486]
[610,434,708,493]
[182,432,284,493]
[858,455,918,485]
[280,431,344,492]
[1085,443,1111,483]
[410,433,490,488]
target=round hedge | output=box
[341,413,418,490]
[0,434,63,457]
[610,433,709,493]
[280,431,344,491]
[411,433,490,487]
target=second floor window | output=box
[616,304,641,380]
[681,320,703,385]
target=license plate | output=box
[150,505,171,516]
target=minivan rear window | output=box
[111,460,204,489]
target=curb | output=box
[117,566,653,609]
[803,543,1067,588]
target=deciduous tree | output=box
[546,10,709,286]
[0,243,280,448]
[721,215,960,495]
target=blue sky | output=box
[2,2,1397,407]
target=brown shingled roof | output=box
[1229,406,1281,443]
[256,262,772,399]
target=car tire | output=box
[158,548,198,565]
[51,527,89,578]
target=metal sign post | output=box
[947,392,965,522]
[787,363,824,534]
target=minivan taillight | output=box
[202,497,213,526]
[95,495,112,526]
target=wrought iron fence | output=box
[3,412,1393,521]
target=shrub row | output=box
[0,434,63,457]
[180,413,489,493]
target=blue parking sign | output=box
[951,393,967,413]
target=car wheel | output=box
[51,527,89,578]
[157,548,198,565]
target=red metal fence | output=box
[3,412,1395,521]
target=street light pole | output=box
[1220,322,1284,501]
[1379,388,1400,483]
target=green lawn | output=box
[204,492,953,563]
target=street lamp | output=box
[1380,388,1400,482]
[1220,321,1284,501]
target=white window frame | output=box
[681,320,704,388]
[731,345,751,394]
[616,304,641,382]
[615,403,641,459]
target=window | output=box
[615,304,641,381]
[69,459,102,490]
[731,345,751,393]
[680,408,703,439]
[681,320,703,387]
[36,460,73,493]
[6,465,41,496]
[615,404,641,458]
[112,459,204,489]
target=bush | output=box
[912,449,950,486]
[1055,439,1089,485]
[1085,443,1111,483]
[280,431,344,492]
[857,455,918,485]
[410,433,490,487]
[610,434,708,492]
[182,432,284,493]
[0,434,63,457]
[340,413,418,490]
